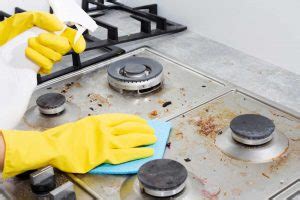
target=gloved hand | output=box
[26,26,86,74]
[0,11,86,129]
[1,114,157,178]
[0,11,86,74]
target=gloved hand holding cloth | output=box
[1,114,157,178]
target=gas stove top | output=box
[2,47,299,200]
[17,47,230,131]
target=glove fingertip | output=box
[73,37,86,54]
[25,47,53,74]
[144,147,155,156]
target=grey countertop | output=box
[117,31,300,113]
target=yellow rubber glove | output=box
[0,11,86,74]
[1,114,157,178]
[0,11,63,46]
[26,27,86,74]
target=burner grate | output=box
[0,2,186,84]
[82,0,187,47]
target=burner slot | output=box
[138,82,162,95]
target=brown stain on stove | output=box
[179,87,186,97]
[175,131,184,139]
[194,116,218,139]
[191,175,221,200]
[87,93,111,106]
[261,152,289,178]
[148,110,159,119]
[60,82,82,94]
[261,172,270,179]
[269,153,289,172]
[189,106,237,140]
[231,188,241,196]
[239,172,247,177]
[270,110,295,122]
[157,99,165,105]
[201,189,220,200]
[66,95,73,103]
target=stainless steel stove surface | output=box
[19,47,230,130]
[3,47,299,200]
[163,90,299,200]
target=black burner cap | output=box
[230,114,275,140]
[108,57,163,82]
[124,63,146,75]
[36,93,66,109]
[138,159,188,191]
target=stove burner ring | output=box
[107,57,164,94]
[137,159,187,197]
[230,114,275,145]
[215,128,289,163]
[36,93,66,115]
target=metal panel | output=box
[20,47,230,129]
[164,90,299,200]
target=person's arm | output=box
[0,132,5,171]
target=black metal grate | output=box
[81,0,187,50]
[0,1,186,84]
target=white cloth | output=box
[0,27,43,129]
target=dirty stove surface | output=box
[164,90,299,200]
[2,47,299,200]
[22,47,230,129]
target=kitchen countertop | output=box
[116,31,300,114]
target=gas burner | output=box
[107,57,164,95]
[120,159,207,199]
[230,114,275,145]
[23,93,80,129]
[138,159,187,197]
[216,114,289,163]
[36,93,66,115]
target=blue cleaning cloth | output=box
[89,120,171,175]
